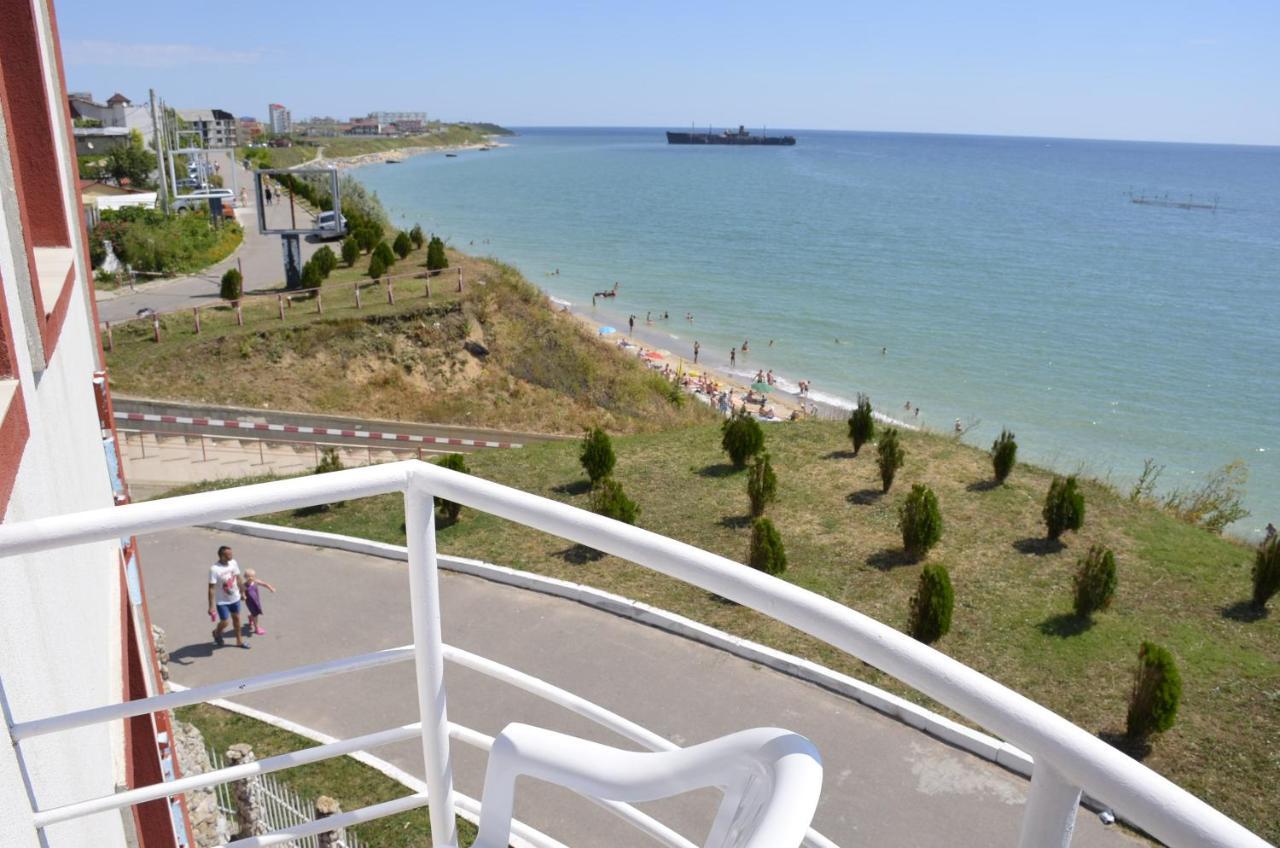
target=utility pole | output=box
[149,89,169,215]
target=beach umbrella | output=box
[643,351,664,360]
[598,326,616,335]
[751,381,772,393]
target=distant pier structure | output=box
[1127,189,1218,211]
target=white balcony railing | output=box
[0,461,1268,848]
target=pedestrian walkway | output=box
[98,150,323,323]
[141,528,1140,847]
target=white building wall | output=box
[0,0,131,845]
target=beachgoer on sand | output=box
[693,341,700,364]
[629,315,635,335]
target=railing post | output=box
[354,282,362,309]
[105,321,113,352]
[236,302,243,326]
[193,307,201,334]
[425,276,431,298]
[456,267,462,293]
[1017,761,1082,848]
[278,295,285,321]
[404,484,459,847]
[316,292,323,314]
[387,280,395,305]
[152,316,161,343]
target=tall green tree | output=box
[432,452,470,524]
[908,564,954,644]
[105,130,157,188]
[393,231,412,259]
[409,223,425,249]
[748,517,787,575]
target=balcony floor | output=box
[140,527,1145,847]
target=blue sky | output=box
[57,0,1279,145]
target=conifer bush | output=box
[591,477,638,525]
[314,447,343,474]
[432,452,470,523]
[367,253,386,279]
[847,393,875,456]
[748,517,787,576]
[300,259,322,289]
[991,428,1017,484]
[356,226,378,253]
[899,483,942,559]
[1044,475,1086,540]
[1253,536,1280,611]
[374,240,396,268]
[876,428,905,493]
[1125,642,1182,741]
[1073,544,1117,618]
[393,231,412,259]
[579,427,616,484]
[341,235,360,267]
[409,223,425,249]
[721,408,764,469]
[313,245,337,277]
[747,451,778,518]
[426,235,449,271]
[219,267,242,301]
[908,563,954,644]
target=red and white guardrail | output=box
[114,412,522,450]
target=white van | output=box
[172,188,234,210]
[314,210,347,239]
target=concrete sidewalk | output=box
[98,150,323,323]
[140,528,1139,848]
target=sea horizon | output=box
[501,125,1280,151]
[352,126,1280,537]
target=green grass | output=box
[104,249,716,435]
[177,703,477,846]
[162,422,1279,841]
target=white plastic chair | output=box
[473,723,823,848]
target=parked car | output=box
[171,188,235,210]
[313,210,347,239]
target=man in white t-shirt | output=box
[208,545,249,649]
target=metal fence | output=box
[208,746,363,848]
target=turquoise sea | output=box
[353,128,1280,537]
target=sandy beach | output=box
[549,291,925,433]
[318,141,508,171]
[556,299,819,422]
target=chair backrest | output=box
[472,723,823,848]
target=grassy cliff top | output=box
[104,248,715,435]
[165,421,1278,841]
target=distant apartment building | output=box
[66,91,155,146]
[236,116,262,145]
[296,116,344,137]
[268,103,291,135]
[370,110,427,131]
[174,108,236,148]
[346,117,380,136]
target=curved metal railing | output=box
[0,461,1268,848]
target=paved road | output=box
[141,528,1140,848]
[97,150,325,323]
